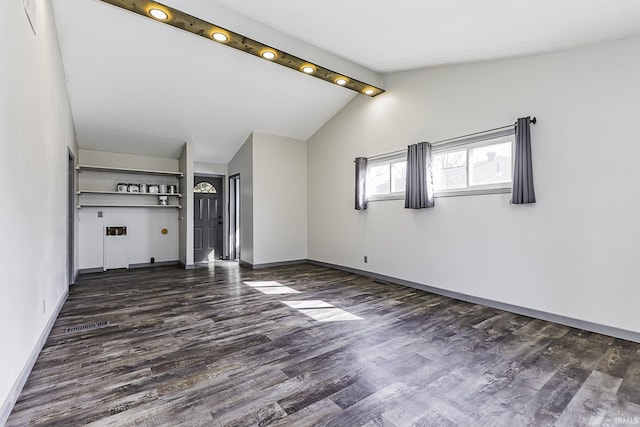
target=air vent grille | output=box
[64,321,111,334]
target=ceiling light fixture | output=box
[261,50,276,60]
[148,8,168,20]
[99,0,384,96]
[212,32,228,42]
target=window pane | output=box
[367,164,390,196]
[391,161,406,193]
[469,142,512,186]
[433,150,467,191]
[194,182,216,193]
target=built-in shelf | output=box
[77,190,182,197]
[76,164,183,177]
[77,163,183,211]
[77,204,182,209]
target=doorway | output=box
[193,176,224,263]
[229,174,240,261]
[67,149,75,285]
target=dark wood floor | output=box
[7,262,640,426]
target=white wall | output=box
[228,134,254,265]
[253,132,307,264]
[307,36,640,334]
[178,142,194,267]
[79,207,179,268]
[79,149,178,171]
[227,132,308,266]
[0,0,77,420]
[194,161,228,176]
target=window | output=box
[365,130,514,201]
[366,156,406,200]
[433,132,513,196]
[433,149,467,191]
[391,162,407,193]
[194,182,217,193]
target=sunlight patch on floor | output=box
[282,300,334,309]
[243,283,363,321]
[243,281,301,294]
[297,308,364,322]
[282,300,363,322]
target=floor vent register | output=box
[64,320,111,334]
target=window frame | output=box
[432,129,515,198]
[193,181,217,193]
[364,128,515,202]
[365,153,407,202]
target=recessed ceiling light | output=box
[102,0,385,97]
[212,32,228,42]
[149,8,168,20]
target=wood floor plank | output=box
[7,262,640,426]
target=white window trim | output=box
[366,153,406,201]
[367,193,405,202]
[432,129,514,198]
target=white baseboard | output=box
[129,260,179,269]
[178,261,195,270]
[307,259,640,343]
[239,259,307,269]
[0,290,68,425]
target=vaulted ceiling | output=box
[52,0,640,163]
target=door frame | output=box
[228,174,240,261]
[67,148,75,285]
[193,174,227,262]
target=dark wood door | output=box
[193,177,223,262]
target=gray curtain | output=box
[355,157,368,210]
[404,142,435,209]
[512,117,536,204]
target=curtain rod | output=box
[432,117,536,146]
[367,117,537,161]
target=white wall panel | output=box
[0,0,77,417]
[252,132,307,264]
[307,36,640,334]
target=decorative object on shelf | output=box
[77,164,182,208]
[77,204,181,208]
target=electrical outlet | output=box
[364,256,368,263]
